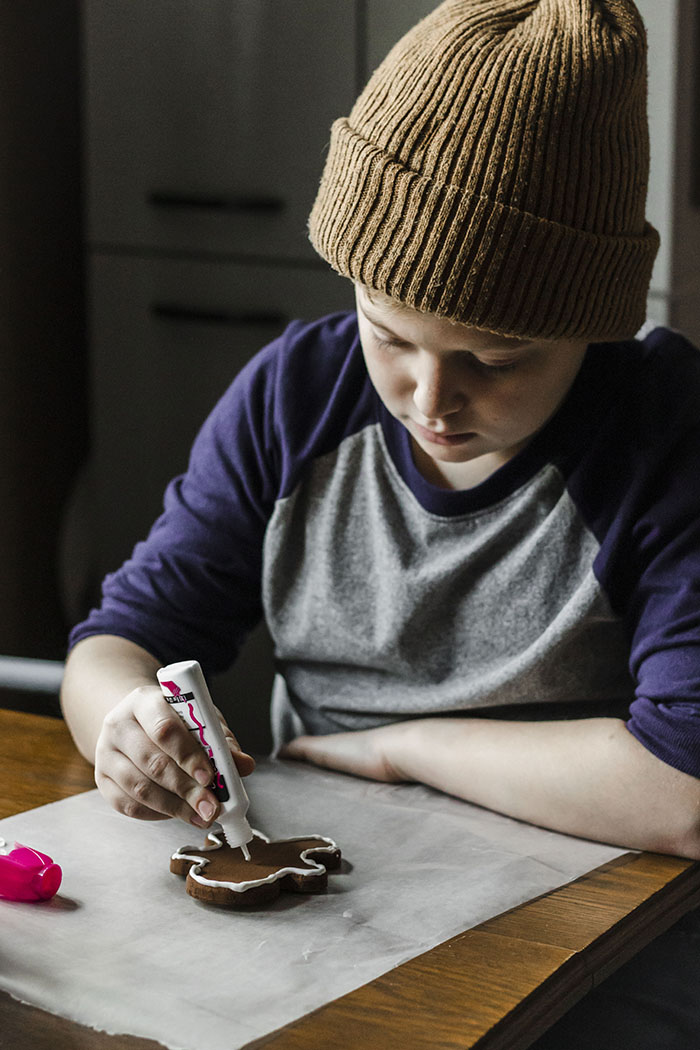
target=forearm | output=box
[60,635,162,763]
[284,715,700,858]
[388,716,700,858]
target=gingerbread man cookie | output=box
[171,830,342,908]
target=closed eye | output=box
[470,357,520,374]
[375,335,412,353]
[372,328,522,372]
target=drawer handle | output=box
[148,190,284,213]
[151,303,288,327]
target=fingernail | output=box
[198,800,216,821]
[194,769,211,786]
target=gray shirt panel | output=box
[263,423,633,743]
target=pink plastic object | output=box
[0,843,62,901]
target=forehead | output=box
[355,285,531,353]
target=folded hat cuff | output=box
[309,119,660,341]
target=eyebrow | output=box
[359,301,532,354]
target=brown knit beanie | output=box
[309,0,659,340]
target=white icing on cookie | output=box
[171,829,339,892]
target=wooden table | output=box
[2,708,700,1050]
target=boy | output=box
[62,2,700,1042]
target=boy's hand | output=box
[279,725,409,783]
[94,685,255,827]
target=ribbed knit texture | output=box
[309,0,660,340]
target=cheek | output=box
[494,370,575,431]
[364,353,407,404]
[483,381,554,433]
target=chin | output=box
[417,433,483,456]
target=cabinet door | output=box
[83,0,357,259]
[89,254,353,575]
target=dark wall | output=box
[0,2,87,711]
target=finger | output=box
[279,731,398,782]
[133,704,252,799]
[129,690,214,786]
[96,711,219,824]
[100,687,214,788]
[280,735,342,768]
[96,771,170,822]
[279,736,313,759]
[96,749,217,827]
[126,739,221,824]
[213,705,256,776]
[228,745,256,777]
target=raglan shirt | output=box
[70,312,700,776]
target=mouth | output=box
[411,421,476,447]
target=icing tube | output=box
[157,660,253,859]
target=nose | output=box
[412,352,465,421]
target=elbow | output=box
[619,726,700,859]
[672,812,700,861]
[651,787,700,861]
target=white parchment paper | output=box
[0,759,625,1049]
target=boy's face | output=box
[355,285,589,489]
